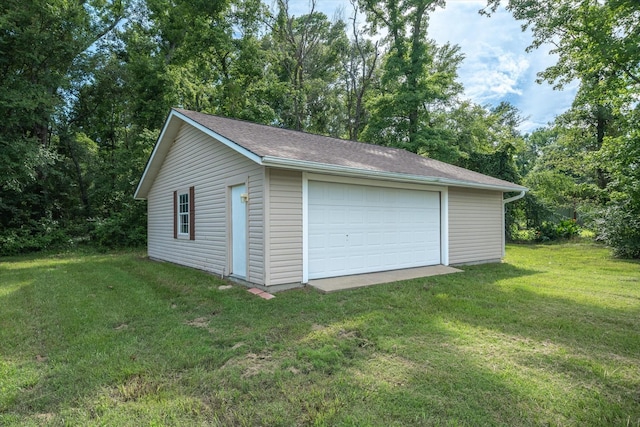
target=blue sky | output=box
[286,0,578,133]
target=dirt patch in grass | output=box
[111,374,161,403]
[221,351,278,378]
[185,317,209,328]
[34,413,55,423]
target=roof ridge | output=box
[169,107,526,192]
[173,107,429,157]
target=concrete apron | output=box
[307,265,462,293]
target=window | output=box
[179,193,189,235]
[174,187,195,240]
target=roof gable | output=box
[134,108,526,199]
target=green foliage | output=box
[596,199,640,259]
[505,193,552,241]
[463,141,521,184]
[535,219,581,242]
[485,0,640,94]
[265,2,350,134]
[483,0,640,254]
[359,0,463,158]
[0,218,73,256]
[591,115,640,258]
[91,203,147,249]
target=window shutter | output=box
[173,191,177,239]
[189,186,195,240]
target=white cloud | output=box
[428,1,577,132]
[462,43,530,101]
[290,0,578,132]
[271,0,349,19]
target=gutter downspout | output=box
[502,190,527,257]
[503,190,526,205]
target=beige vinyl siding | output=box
[147,123,264,283]
[265,168,303,285]
[448,187,503,265]
[247,176,264,283]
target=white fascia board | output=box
[133,109,263,200]
[134,110,182,200]
[261,156,527,193]
[173,110,263,165]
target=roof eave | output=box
[261,156,528,193]
[134,109,263,200]
[134,110,182,200]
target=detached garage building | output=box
[134,109,527,291]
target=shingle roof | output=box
[174,108,526,192]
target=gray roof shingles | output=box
[174,108,526,191]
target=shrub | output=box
[596,199,640,259]
[0,218,74,256]
[91,203,146,249]
[535,219,580,242]
[505,193,552,242]
[555,219,581,239]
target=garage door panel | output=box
[349,233,365,247]
[367,231,383,246]
[328,233,347,248]
[309,233,326,250]
[349,207,365,224]
[328,208,346,225]
[365,188,380,203]
[382,192,394,204]
[308,181,441,279]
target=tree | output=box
[0,0,126,253]
[485,0,640,256]
[358,0,463,160]
[594,110,640,257]
[484,0,639,90]
[341,0,381,140]
[264,0,349,135]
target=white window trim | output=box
[177,188,190,239]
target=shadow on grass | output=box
[266,261,640,425]
[1,253,639,425]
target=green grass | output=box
[1,243,639,426]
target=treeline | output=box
[1,0,638,258]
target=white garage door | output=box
[308,181,441,279]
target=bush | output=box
[505,193,553,242]
[596,199,640,259]
[535,219,581,242]
[0,202,147,255]
[0,218,74,256]
[91,203,146,249]
[555,219,581,239]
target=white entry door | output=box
[308,181,441,279]
[231,184,247,278]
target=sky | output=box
[286,0,579,133]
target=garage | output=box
[139,109,528,290]
[308,180,441,279]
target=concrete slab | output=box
[307,265,462,293]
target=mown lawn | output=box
[1,243,639,426]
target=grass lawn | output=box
[1,243,639,426]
